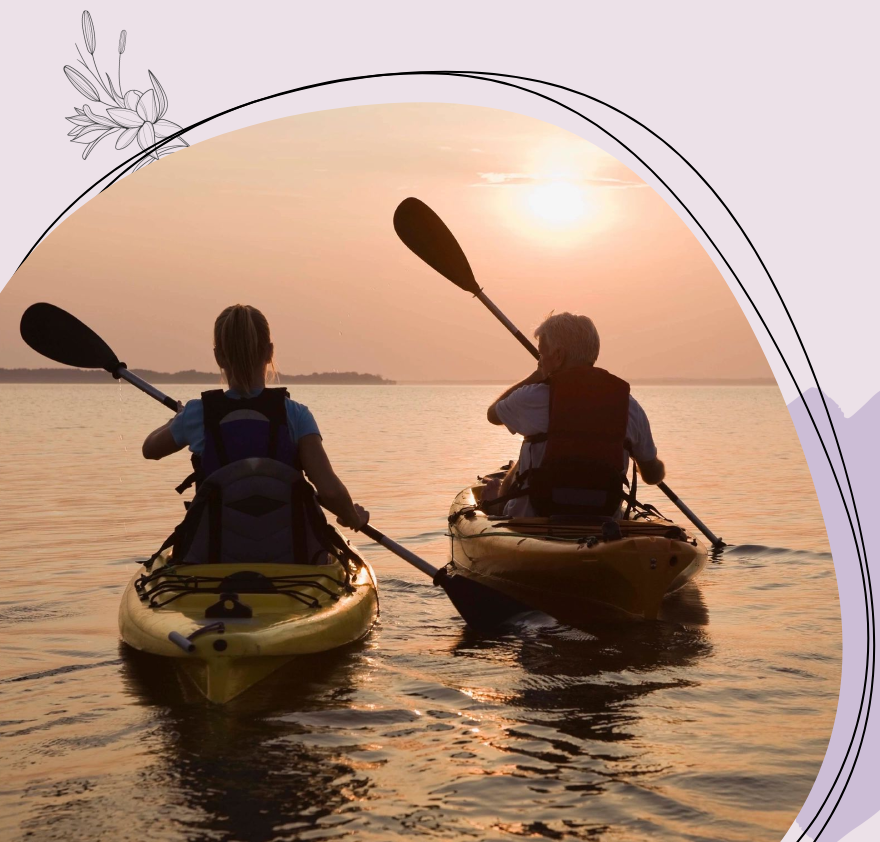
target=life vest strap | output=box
[207,483,222,565]
[290,479,309,564]
[202,389,231,468]
[175,471,198,495]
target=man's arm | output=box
[487,369,545,425]
[499,459,520,493]
[627,397,664,485]
[479,460,520,513]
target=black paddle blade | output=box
[20,303,120,372]
[434,565,531,632]
[393,198,481,295]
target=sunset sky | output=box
[1,103,773,383]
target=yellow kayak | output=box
[119,543,378,703]
[447,482,707,625]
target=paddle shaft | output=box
[475,290,536,358]
[114,366,180,412]
[475,288,725,548]
[359,524,439,578]
[655,482,723,547]
[359,524,529,629]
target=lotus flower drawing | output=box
[63,11,188,170]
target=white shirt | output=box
[495,383,658,517]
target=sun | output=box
[527,181,587,226]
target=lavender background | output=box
[1,3,877,840]
[785,391,875,841]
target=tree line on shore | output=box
[0,368,395,385]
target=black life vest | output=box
[197,387,298,484]
[523,365,631,517]
[151,388,340,566]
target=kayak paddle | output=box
[359,523,529,631]
[20,303,180,412]
[393,198,537,359]
[19,302,529,630]
[393,197,725,549]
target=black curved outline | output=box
[443,71,874,842]
[14,69,874,842]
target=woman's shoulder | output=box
[170,398,205,447]
[284,395,313,415]
[180,397,205,416]
[283,397,321,439]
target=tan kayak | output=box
[119,542,378,704]
[447,482,708,625]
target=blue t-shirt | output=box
[170,389,321,456]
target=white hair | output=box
[534,312,600,366]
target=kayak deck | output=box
[119,550,378,703]
[448,484,707,625]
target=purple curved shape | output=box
[787,388,876,841]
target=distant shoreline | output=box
[0,369,777,387]
[0,368,395,385]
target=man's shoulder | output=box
[507,383,550,404]
[496,383,550,436]
[627,393,646,412]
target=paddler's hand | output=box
[337,503,369,531]
[524,367,546,385]
[481,477,501,502]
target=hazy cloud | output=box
[586,176,647,189]
[474,172,536,185]
[473,172,646,188]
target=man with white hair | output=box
[484,312,664,518]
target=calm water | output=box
[0,384,840,841]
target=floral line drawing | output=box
[64,10,188,171]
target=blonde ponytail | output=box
[214,305,276,392]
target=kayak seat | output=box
[527,457,625,518]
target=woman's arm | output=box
[142,407,186,460]
[298,434,368,530]
[635,457,665,485]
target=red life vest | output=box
[524,365,631,517]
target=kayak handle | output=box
[168,621,226,654]
[168,631,196,653]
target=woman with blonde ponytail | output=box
[142,304,368,533]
